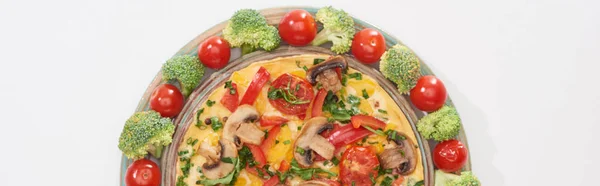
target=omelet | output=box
[175,54,424,186]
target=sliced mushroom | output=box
[379,131,417,175]
[235,123,264,145]
[200,139,238,179]
[294,117,335,167]
[306,56,348,92]
[301,180,331,186]
[222,105,264,147]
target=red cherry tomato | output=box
[410,75,447,112]
[433,139,468,172]
[351,28,386,64]
[268,74,314,115]
[340,146,380,186]
[149,84,184,117]
[198,36,231,69]
[278,9,317,46]
[125,159,161,186]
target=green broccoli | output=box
[417,105,461,141]
[118,110,175,160]
[435,170,480,186]
[311,6,356,54]
[162,55,205,96]
[222,9,281,54]
[379,44,421,94]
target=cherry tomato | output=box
[125,159,161,186]
[240,67,270,106]
[340,146,380,186]
[433,139,468,172]
[410,75,447,112]
[197,36,231,69]
[149,84,184,117]
[268,74,314,115]
[220,82,239,112]
[351,28,386,64]
[351,115,386,130]
[278,9,317,46]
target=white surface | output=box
[0,0,599,185]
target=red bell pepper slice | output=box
[263,175,280,186]
[279,160,291,171]
[351,115,386,130]
[220,82,239,112]
[326,124,372,148]
[247,144,266,168]
[311,89,328,118]
[240,67,270,106]
[260,125,281,154]
[335,67,343,81]
[259,115,289,127]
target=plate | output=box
[119,6,471,186]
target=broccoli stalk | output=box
[311,6,356,54]
[416,105,461,141]
[379,44,421,94]
[118,111,175,160]
[222,9,281,54]
[435,170,480,186]
[161,55,205,97]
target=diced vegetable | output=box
[240,67,271,105]
[220,81,239,112]
[259,115,289,127]
[351,115,386,130]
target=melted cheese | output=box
[176,54,424,185]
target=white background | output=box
[0,0,599,185]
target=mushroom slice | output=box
[200,139,238,179]
[306,56,348,92]
[294,117,335,167]
[379,131,417,175]
[301,180,331,186]
[234,123,264,145]
[222,105,262,147]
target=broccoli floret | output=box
[162,55,205,96]
[311,6,356,54]
[222,9,281,54]
[380,44,421,94]
[118,111,175,160]
[435,170,480,186]
[417,105,461,141]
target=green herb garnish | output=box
[210,117,223,131]
[224,80,236,94]
[362,89,369,99]
[313,58,325,65]
[378,109,388,114]
[206,100,216,107]
[348,72,362,80]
